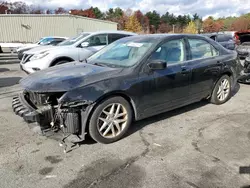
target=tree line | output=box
[1,1,250,34]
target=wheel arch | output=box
[220,70,234,88]
[210,71,233,97]
[50,56,75,67]
[84,91,138,135]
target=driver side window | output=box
[85,34,107,47]
[150,39,185,64]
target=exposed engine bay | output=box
[12,90,92,152]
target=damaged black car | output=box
[12,34,246,145]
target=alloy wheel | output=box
[97,103,128,138]
[217,78,230,101]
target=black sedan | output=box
[12,34,244,144]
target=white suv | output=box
[20,31,136,74]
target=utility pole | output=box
[172,24,175,33]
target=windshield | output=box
[88,38,155,67]
[57,33,90,46]
[38,38,54,45]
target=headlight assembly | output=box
[30,52,49,60]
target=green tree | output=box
[161,12,176,25]
[193,13,200,21]
[146,10,160,31]
[92,7,104,19]
[106,7,123,19]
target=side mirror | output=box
[81,42,90,48]
[148,60,167,70]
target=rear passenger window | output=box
[86,34,107,46]
[188,39,219,59]
[108,34,128,44]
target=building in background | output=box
[0,14,117,43]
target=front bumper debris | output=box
[12,93,53,132]
[12,93,39,122]
[12,93,44,134]
[12,92,92,152]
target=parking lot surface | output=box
[1,62,250,188]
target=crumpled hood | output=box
[20,62,122,92]
[25,45,66,54]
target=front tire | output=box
[210,75,231,105]
[53,60,70,66]
[88,96,132,144]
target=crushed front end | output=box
[12,90,92,149]
[238,56,250,83]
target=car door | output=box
[78,34,108,61]
[186,37,222,101]
[141,37,191,116]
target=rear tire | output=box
[239,78,250,84]
[53,60,70,66]
[88,96,133,144]
[210,75,231,105]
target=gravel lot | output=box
[1,60,250,188]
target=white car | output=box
[20,31,136,74]
[16,36,68,60]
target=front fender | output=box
[49,49,79,62]
[59,79,126,104]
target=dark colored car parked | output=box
[13,34,245,145]
[202,33,236,50]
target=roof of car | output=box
[81,30,137,36]
[42,36,68,39]
[117,33,205,40]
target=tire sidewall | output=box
[211,75,232,104]
[54,60,69,66]
[88,96,133,144]
[241,79,250,84]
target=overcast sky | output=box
[6,0,250,18]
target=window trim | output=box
[186,37,220,61]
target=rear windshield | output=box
[217,35,233,42]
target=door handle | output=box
[181,65,187,70]
[181,66,189,74]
